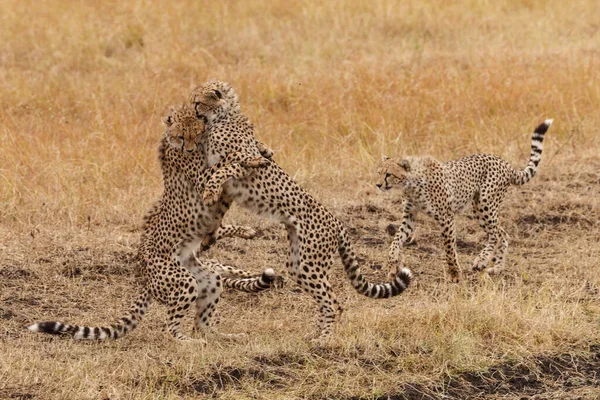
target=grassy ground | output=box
[1,0,599,398]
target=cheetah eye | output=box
[177,136,184,140]
[214,90,222,99]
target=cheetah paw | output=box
[386,259,402,281]
[448,269,461,283]
[242,156,270,169]
[236,226,258,239]
[217,332,248,342]
[485,265,505,276]
[200,236,216,252]
[203,187,222,207]
[176,335,207,345]
[472,258,488,272]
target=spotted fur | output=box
[376,119,553,280]
[28,105,275,342]
[189,79,412,342]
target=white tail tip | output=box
[400,267,413,279]
[27,324,40,332]
[263,268,275,277]
[544,119,554,126]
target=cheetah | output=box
[376,119,553,281]
[28,104,275,342]
[189,79,413,342]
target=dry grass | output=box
[1,0,599,399]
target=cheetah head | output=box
[161,104,205,154]
[376,156,411,191]
[189,79,241,122]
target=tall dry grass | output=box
[1,0,598,230]
[1,0,599,399]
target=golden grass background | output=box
[1,0,599,399]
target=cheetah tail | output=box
[27,288,151,340]
[338,228,412,298]
[511,119,553,185]
[222,268,276,293]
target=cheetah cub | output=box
[377,119,553,281]
[28,105,275,342]
[190,79,413,342]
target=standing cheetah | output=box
[28,104,275,342]
[376,119,553,281]
[189,79,413,342]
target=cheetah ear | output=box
[382,155,390,162]
[400,159,411,171]
[161,115,173,127]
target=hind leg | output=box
[296,241,341,342]
[287,227,338,342]
[158,264,200,342]
[315,271,342,341]
[188,261,246,340]
[439,215,461,282]
[472,190,504,272]
[487,227,508,275]
[387,201,417,280]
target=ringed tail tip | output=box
[262,268,276,282]
[535,119,553,134]
[397,267,413,285]
[27,323,40,332]
[263,268,275,277]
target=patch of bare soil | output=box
[344,344,600,400]
[143,345,600,399]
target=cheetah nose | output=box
[376,183,383,189]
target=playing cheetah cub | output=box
[190,79,412,342]
[376,119,553,281]
[28,105,275,342]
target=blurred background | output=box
[1,0,598,229]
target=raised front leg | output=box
[202,153,270,207]
[439,216,461,282]
[387,201,417,280]
[256,140,274,159]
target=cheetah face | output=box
[162,104,205,154]
[376,156,410,191]
[189,81,227,119]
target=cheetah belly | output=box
[224,179,292,226]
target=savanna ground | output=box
[1,0,599,398]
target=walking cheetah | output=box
[376,119,553,281]
[189,79,413,342]
[28,104,275,342]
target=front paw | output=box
[386,254,402,281]
[242,156,270,169]
[236,226,258,239]
[259,147,274,159]
[200,236,216,252]
[203,186,221,207]
[472,258,487,272]
[386,264,400,281]
[448,267,461,283]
